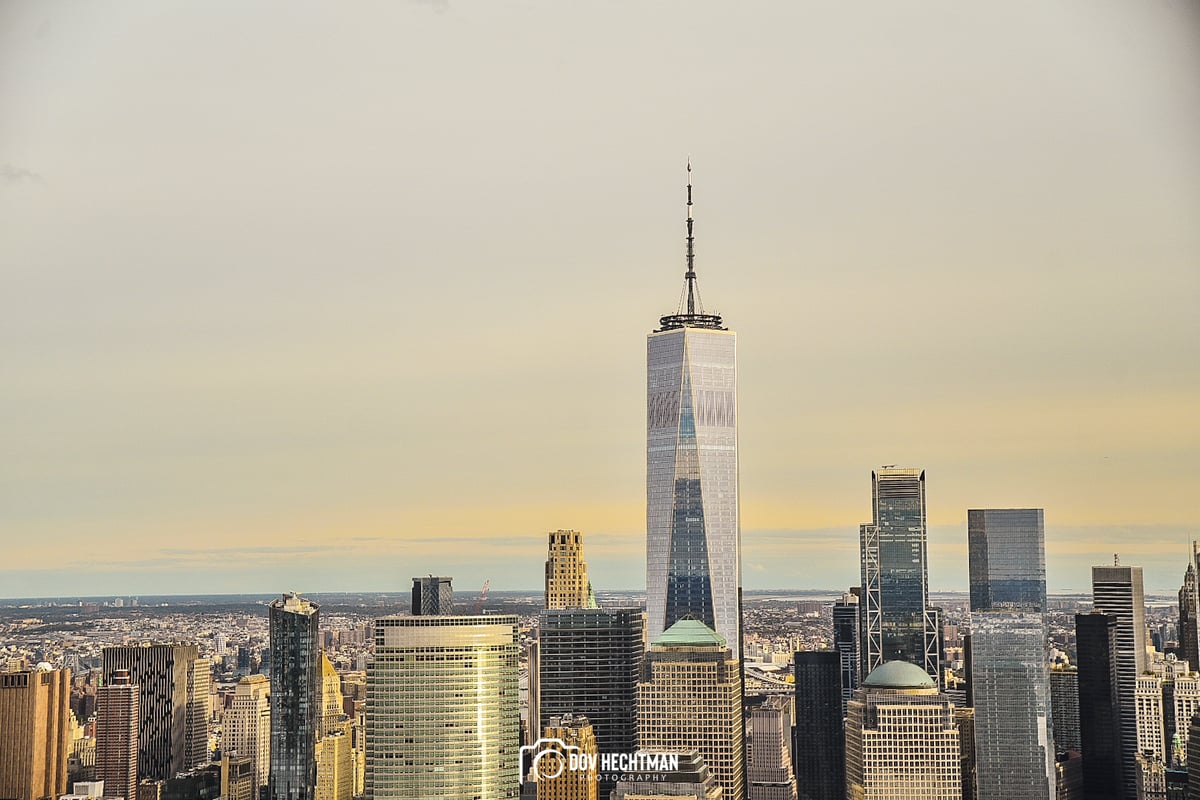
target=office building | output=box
[223,674,270,791]
[0,666,71,800]
[1092,562,1147,800]
[410,576,453,616]
[268,592,320,800]
[747,695,796,800]
[832,591,860,713]
[538,609,643,767]
[638,619,744,798]
[860,468,940,683]
[545,530,597,610]
[530,715,597,800]
[314,721,353,800]
[220,755,256,800]
[792,651,842,800]
[366,614,521,798]
[968,612,1053,800]
[967,509,1047,613]
[101,644,208,780]
[1179,545,1200,676]
[1049,667,1081,753]
[1075,613,1123,800]
[95,670,138,800]
[646,164,740,649]
[955,706,978,800]
[319,652,343,738]
[845,661,962,800]
[609,751,722,799]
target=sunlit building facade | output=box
[366,615,520,798]
[545,530,597,610]
[0,666,71,800]
[224,674,271,791]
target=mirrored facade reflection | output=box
[967,508,1047,613]
[646,325,739,648]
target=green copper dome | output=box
[653,618,728,649]
[863,660,936,689]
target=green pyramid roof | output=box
[654,618,727,648]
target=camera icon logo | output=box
[519,737,582,784]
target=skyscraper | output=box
[747,695,797,800]
[532,715,598,800]
[1179,544,1200,674]
[223,674,271,792]
[638,619,745,798]
[967,509,1047,612]
[102,644,208,780]
[860,467,940,683]
[366,615,521,798]
[410,576,453,616]
[646,163,740,649]
[1075,613,1123,800]
[0,666,71,800]
[845,661,962,800]
[545,530,597,610]
[318,652,343,738]
[95,669,138,800]
[538,608,643,779]
[792,651,843,800]
[609,751,721,800]
[1050,667,1081,753]
[833,590,861,715]
[268,592,320,800]
[1093,562,1147,800]
[968,612,1054,800]
[966,508,1053,800]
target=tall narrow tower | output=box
[1092,561,1147,800]
[269,592,320,800]
[646,162,740,650]
[545,530,597,610]
[95,669,139,800]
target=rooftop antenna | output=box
[685,159,696,315]
[1114,553,1120,566]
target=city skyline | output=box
[3,1,1199,599]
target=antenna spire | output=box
[685,159,696,315]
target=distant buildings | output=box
[845,661,961,799]
[366,614,521,797]
[860,468,940,683]
[410,576,453,616]
[101,644,209,780]
[645,165,741,649]
[268,592,320,800]
[638,619,744,799]
[95,669,138,800]
[0,666,71,800]
[792,651,843,800]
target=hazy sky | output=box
[2,1,1198,599]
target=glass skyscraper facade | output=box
[860,468,939,682]
[969,612,1054,800]
[967,508,1047,613]
[1093,563,1147,800]
[269,593,320,800]
[366,615,520,799]
[645,167,740,649]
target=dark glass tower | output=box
[833,592,861,716]
[968,508,1047,612]
[1076,613,1123,800]
[538,607,644,787]
[268,593,320,800]
[860,468,940,683]
[793,651,844,800]
[410,576,453,616]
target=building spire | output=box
[685,159,696,315]
[656,159,725,332]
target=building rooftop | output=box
[863,660,936,689]
[653,618,727,649]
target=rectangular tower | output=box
[366,615,520,798]
[410,576,453,616]
[1076,613,1123,800]
[747,695,797,799]
[0,667,71,800]
[223,674,271,791]
[646,164,740,651]
[860,467,940,683]
[269,592,320,800]
[545,530,596,610]
[102,644,206,780]
[968,508,1047,613]
[1092,563,1147,800]
[792,651,843,800]
[95,669,139,800]
[832,591,861,716]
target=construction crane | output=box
[475,579,491,614]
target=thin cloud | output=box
[0,164,43,184]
